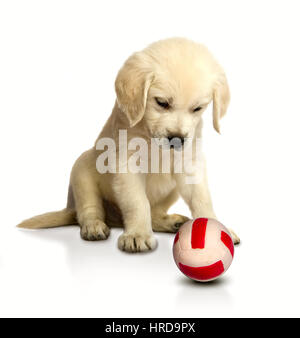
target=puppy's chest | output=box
[145,174,176,204]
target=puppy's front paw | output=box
[152,214,190,233]
[80,219,110,241]
[229,228,240,245]
[118,232,157,253]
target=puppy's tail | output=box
[17,208,77,229]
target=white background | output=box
[0,0,300,317]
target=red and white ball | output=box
[173,218,234,282]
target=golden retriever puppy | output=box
[18,37,240,252]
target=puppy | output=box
[18,38,240,252]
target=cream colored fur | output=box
[18,38,240,252]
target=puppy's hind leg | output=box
[71,173,110,241]
[151,189,190,233]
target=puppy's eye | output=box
[155,98,170,109]
[193,106,202,112]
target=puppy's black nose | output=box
[168,136,185,144]
[167,135,185,148]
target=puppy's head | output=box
[115,38,230,143]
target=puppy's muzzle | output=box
[167,135,186,150]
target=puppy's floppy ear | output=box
[212,72,230,133]
[115,52,153,127]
